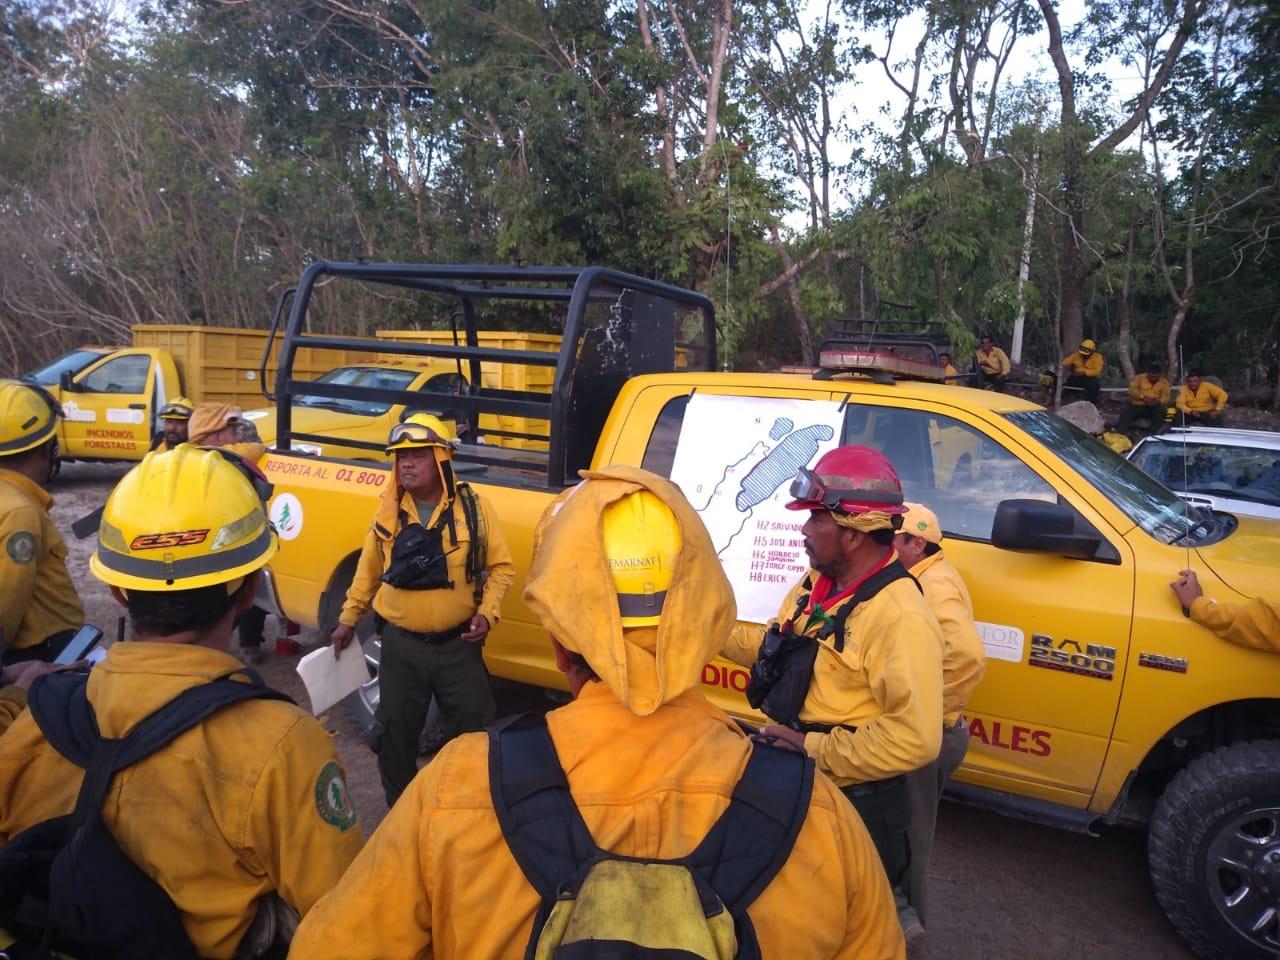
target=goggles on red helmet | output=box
[788,466,905,512]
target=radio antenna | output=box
[1179,345,1191,571]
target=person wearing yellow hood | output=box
[150,395,195,451]
[1062,339,1104,402]
[892,502,986,934]
[0,445,362,958]
[291,465,906,960]
[330,413,515,808]
[722,445,944,911]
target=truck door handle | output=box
[128,403,146,410]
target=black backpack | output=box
[0,668,290,960]
[489,713,815,960]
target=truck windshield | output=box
[296,367,417,416]
[26,349,108,386]
[1007,410,1205,545]
[1129,438,1280,509]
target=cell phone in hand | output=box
[54,625,104,665]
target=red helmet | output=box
[786,445,906,515]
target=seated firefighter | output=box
[291,465,906,960]
[0,446,363,959]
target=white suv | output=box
[1127,426,1280,520]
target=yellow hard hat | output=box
[602,490,682,627]
[1079,339,1097,354]
[158,396,195,420]
[90,445,278,590]
[385,412,457,453]
[0,379,61,457]
[900,502,943,545]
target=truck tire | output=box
[1148,740,1280,960]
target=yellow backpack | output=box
[489,714,814,960]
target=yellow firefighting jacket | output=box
[1190,596,1279,654]
[724,565,944,786]
[340,484,515,633]
[1176,381,1228,414]
[1063,351,1103,378]
[909,553,986,726]
[0,686,24,735]
[0,643,364,958]
[290,684,905,960]
[976,347,1011,376]
[1128,374,1171,406]
[0,468,82,652]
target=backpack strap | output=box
[29,668,292,828]
[825,561,919,653]
[488,713,600,902]
[456,483,487,603]
[685,739,815,919]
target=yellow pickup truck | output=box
[29,324,366,464]
[256,262,1279,960]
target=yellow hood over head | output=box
[524,465,736,716]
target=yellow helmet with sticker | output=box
[385,412,457,453]
[1079,339,1097,355]
[0,379,61,457]
[602,490,682,627]
[90,445,278,590]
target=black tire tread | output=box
[1148,739,1280,960]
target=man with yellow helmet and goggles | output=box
[0,379,84,666]
[1061,338,1104,403]
[150,395,195,451]
[0,445,362,957]
[330,412,515,808]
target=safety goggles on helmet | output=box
[389,421,445,446]
[788,466,905,511]
[158,400,194,420]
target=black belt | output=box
[797,721,859,735]
[409,622,467,645]
[840,774,907,797]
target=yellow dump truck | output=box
[32,324,366,463]
[255,263,1278,960]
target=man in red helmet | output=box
[724,445,944,913]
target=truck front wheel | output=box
[1149,740,1280,959]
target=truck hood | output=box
[1194,514,1280,601]
[243,405,378,448]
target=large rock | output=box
[1055,400,1105,435]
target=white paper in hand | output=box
[296,645,371,716]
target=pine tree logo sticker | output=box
[270,493,304,541]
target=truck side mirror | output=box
[60,370,75,393]
[992,499,1103,561]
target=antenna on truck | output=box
[1179,344,1192,572]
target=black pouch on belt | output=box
[381,523,453,591]
[746,624,820,727]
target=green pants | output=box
[373,622,495,808]
[842,775,911,889]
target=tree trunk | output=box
[769,225,816,365]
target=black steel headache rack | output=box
[261,262,717,488]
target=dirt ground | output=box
[48,460,1198,959]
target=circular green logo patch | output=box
[315,761,358,831]
[6,531,36,565]
[915,521,929,532]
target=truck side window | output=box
[640,395,690,478]
[78,355,152,394]
[842,404,1055,542]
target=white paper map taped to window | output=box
[669,394,845,623]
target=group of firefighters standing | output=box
[0,372,1276,959]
